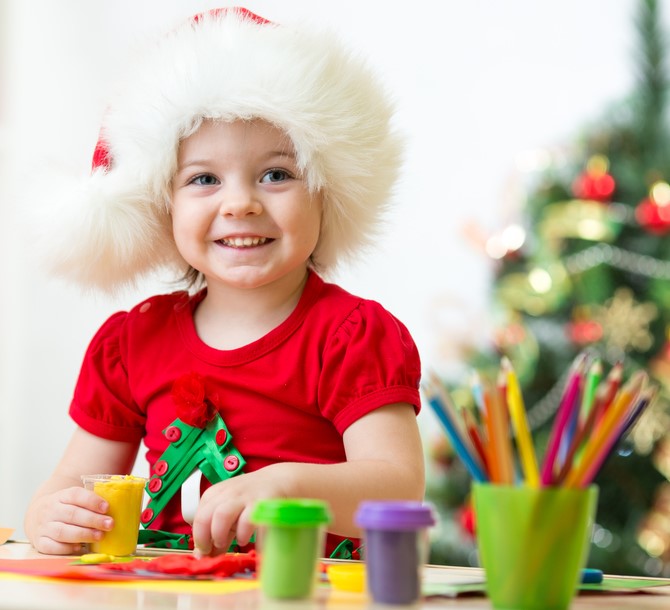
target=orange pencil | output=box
[471,371,500,482]
[494,369,515,484]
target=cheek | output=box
[170,203,203,254]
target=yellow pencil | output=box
[563,370,647,488]
[502,357,540,487]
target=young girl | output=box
[24,7,424,558]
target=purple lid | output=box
[355,501,437,531]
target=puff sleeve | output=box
[69,311,146,443]
[319,300,421,434]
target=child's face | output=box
[171,119,322,291]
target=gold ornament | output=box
[631,394,670,455]
[653,436,670,479]
[495,263,571,316]
[637,483,670,562]
[540,199,620,244]
[592,287,658,356]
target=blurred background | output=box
[2,0,670,575]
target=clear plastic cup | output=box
[81,474,147,556]
[355,501,437,605]
[251,498,331,599]
[473,483,598,610]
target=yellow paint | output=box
[80,553,115,564]
[91,476,145,556]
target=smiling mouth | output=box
[218,237,271,248]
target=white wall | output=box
[1,0,666,538]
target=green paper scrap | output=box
[423,576,670,599]
[583,576,670,593]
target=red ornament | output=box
[572,155,615,203]
[494,322,526,350]
[635,182,670,235]
[172,372,216,428]
[566,319,603,345]
[458,502,476,538]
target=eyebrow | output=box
[177,150,297,171]
[264,149,298,161]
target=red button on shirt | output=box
[165,426,182,442]
[215,429,227,446]
[154,460,169,476]
[224,456,239,471]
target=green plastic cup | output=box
[251,498,331,599]
[472,483,598,610]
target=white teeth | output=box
[221,237,268,248]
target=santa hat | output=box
[42,7,403,291]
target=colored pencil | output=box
[579,386,655,486]
[554,364,607,484]
[593,361,624,424]
[424,377,488,483]
[461,406,490,474]
[564,371,647,488]
[558,356,600,467]
[473,373,500,483]
[540,357,584,485]
[494,368,516,484]
[431,351,656,491]
[579,358,603,426]
[502,357,540,487]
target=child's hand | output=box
[192,466,289,557]
[28,487,113,555]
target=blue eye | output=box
[191,174,219,186]
[261,169,291,183]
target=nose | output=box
[218,181,263,217]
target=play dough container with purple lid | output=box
[251,498,331,599]
[81,474,147,556]
[355,501,437,605]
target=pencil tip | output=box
[610,362,624,379]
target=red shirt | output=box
[70,272,422,553]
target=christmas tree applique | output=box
[139,372,245,547]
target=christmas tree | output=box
[427,0,670,577]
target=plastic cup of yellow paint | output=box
[473,483,598,610]
[251,498,331,599]
[81,474,147,556]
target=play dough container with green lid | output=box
[81,474,146,556]
[251,498,331,599]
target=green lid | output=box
[251,498,331,526]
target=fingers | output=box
[192,488,242,557]
[63,486,110,515]
[234,506,256,547]
[54,488,113,533]
[33,487,113,554]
